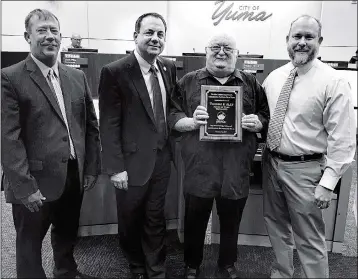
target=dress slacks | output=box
[12,159,83,278]
[116,146,171,278]
[262,150,329,278]
[184,194,247,269]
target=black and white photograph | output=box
[1,1,357,278]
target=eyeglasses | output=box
[207,46,236,54]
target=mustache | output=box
[294,46,309,52]
[41,41,59,47]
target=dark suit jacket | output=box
[1,55,101,203]
[98,52,177,186]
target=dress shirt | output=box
[30,54,76,159]
[263,59,356,190]
[134,50,167,118]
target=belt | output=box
[269,150,323,162]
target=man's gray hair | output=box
[25,9,60,33]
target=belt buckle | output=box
[300,155,305,161]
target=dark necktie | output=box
[149,65,167,149]
[267,67,297,151]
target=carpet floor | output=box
[1,158,357,278]
[1,231,357,278]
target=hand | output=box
[193,106,209,129]
[83,175,98,191]
[20,189,46,212]
[314,185,333,210]
[241,113,263,132]
[110,171,128,191]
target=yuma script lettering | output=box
[212,1,272,26]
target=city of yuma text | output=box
[212,1,273,26]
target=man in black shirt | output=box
[168,34,270,278]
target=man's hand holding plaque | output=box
[241,113,263,132]
[193,106,209,129]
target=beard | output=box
[288,46,317,66]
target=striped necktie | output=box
[267,67,297,151]
[149,65,167,150]
[47,69,76,159]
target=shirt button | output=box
[62,158,67,163]
[153,148,157,152]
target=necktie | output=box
[149,65,167,149]
[47,69,76,158]
[267,68,297,151]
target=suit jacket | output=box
[98,52,177,186]
[1,55,101,203]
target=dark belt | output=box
[269,150,323,162]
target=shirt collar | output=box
[197,68,244,82]
[30,53,59,78]
[134,49,159,74]
[289,58,318,76]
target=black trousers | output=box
[184,194,247,269]
[12,159,83,278]
[116,147,171,279]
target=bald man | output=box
[168,34,270,278]
[62,33,83,51]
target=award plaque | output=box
[200,85,242,142]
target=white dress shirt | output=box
[263,59,356,191]
[134,50,167,118]
[30,54,76,158]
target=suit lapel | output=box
[26,56,65,124]
[58,64,72,128]
[127,53,156,125]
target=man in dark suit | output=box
[1,9,101,278]
[98,13,177,279]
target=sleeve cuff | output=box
[319,169,340,191]
[168,113,187,129]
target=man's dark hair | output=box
[25,9,60,33]
[135,13,167,33]
[288,14,322,38]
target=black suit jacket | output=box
[98,52,177,186]
[1,55,101,203]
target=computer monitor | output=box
[67,48,98,53]
[182,53,206,57]
[238,54,263,59]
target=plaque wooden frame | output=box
[200,85,243,142]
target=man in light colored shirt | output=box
[98,13,177,279]
[262,15,356,278]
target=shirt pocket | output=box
[242,89,255,114]
[299,96,322,124]
[188,88,202,115]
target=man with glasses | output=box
[168,34,270,278]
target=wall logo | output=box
[212,1,273,26]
